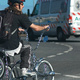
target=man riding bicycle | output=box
[0,0,49,76]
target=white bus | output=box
[28,0,80,41]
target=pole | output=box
[33,0,35,7]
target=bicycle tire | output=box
[1,66,15,80]
[35,60,54,80]
[0,57,5,78]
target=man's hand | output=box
[18,28,24,31]
[30,23,50,31]
[44,25,50,31]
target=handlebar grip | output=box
[47,26,50,29]
[45,26,50,30]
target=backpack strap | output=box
[11,28,17,35]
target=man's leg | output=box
[20,45,36,76]
[20,45,31,69]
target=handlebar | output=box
[32,26,50,51]
[45,26,50,30]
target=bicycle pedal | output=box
[20,76,27,80]
[22,76,27,80]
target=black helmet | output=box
[8,0,25,5]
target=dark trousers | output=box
[20,45,31,69]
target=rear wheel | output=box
[0,57,5,78]
[35,60,54,80]
[57,28,66,41]
[1,66,15,80]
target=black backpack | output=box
[0,10,14,43]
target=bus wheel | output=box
[57,29,66,42]
[28,28,35,41]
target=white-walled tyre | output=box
[1,66,15,80]
[0,58,5,78]
[35,60,54,80]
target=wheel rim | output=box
[38,63,52,80]
[36,60,54,80]
[2,66,15,80]
[0,59,4,78]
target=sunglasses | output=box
[20,3,24,6]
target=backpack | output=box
[0,10,14,43]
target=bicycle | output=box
[0,27,55,80]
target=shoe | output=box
[21,68,36,76]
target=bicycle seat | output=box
[0,47,19,57]
[0,42,22,56]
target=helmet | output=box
[8,0,25,5]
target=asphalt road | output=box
[9,36,80,80]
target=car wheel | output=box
[27,28,35,41]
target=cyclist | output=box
[0,0,49,76]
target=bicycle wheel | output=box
[35,60,54,80]
[0,57,5,78]
[1,66,15,80]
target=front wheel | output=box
[35,60,55,80]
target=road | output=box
[11,36,80,80]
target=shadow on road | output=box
[29,39,80,43]
[47,39,80,43]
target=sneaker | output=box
[21,68,36,76]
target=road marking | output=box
[55,72,61,75]
[57,53,64,55]
[46,42,73,59]
[47,55,56,58]
[64,51,69,53]
[55,72,80,79]
[55,42,59,44]
[64,74,80,78]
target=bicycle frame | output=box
[0,26,55,80]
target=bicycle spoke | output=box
[0,58,5,78]
[1,66,15,80]
[36,60,54,80]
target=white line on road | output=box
[64,74,80,78]
[46,42,73,59]
[57,53,64,55]
[55,72,80,79]
[47,55,56,58]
